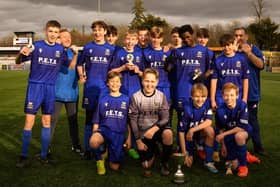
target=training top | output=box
[110,47,144,97]
[170,44,210,101]
[92,94,130,133]
[216,99,251,132]
[212,53,250,99]
[78,42,115,92]
[143,47,171,88]
[179,99,213,132]
[22,40,68,85]
[129,89,169,140]
[55,48,79,102]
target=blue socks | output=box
[237,144,247,166]
[205,144,214,163]
[21,130,32,157]
[84,125,92,151]
[41,127,51,159]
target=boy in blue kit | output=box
[215,83,252,177]
[90,72,131,175]
[143,26,171,104]
[16,20,75,167]
[179,84,218,173]
[109,30,144,160]
[77,20,115,159]
[110,30,144,97]
[165,24,211,152]
[210,33,249,110]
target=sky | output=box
[0,0,279,38]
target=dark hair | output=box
[137,25,149,32]
[178,24,193,39]
[171,26,180,34]
[60,28,69,33]
[45,20,61,29]
[196,28,209,38]
[219,33,235,46]
[91,20,107,30]
[107,25,118,36]
[106,71,122,83]
[234,27,248,34]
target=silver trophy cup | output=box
[172,153,185,184]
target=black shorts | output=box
[138,127,171,162]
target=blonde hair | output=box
[142,68,159,80]
[150,26,163,38]
[191,83,208,97]
[125,29,138,38]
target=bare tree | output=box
[252,0,266,24]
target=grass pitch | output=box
[0,71,279,187]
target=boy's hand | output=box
[124,139,131,150]
[184,155,193,167]
[233,39,239,52]
[136,140,147,151]
[216,134,224,143]
[79,75,86,84]
[221,144,227,157]
[211,100,217,111]
[20,45,33,56]
[186,129,194,141]
[70,45,79,55]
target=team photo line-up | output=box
[15,19,265,178]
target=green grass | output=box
[0,71,280,187]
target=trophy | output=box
[126,54,134,66]
[192,68,202,80]
[172,153,186,184]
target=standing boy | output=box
[109,29,143,159]
[16,20,75,167]
[210,33,249,110]
[77,20,115,159]
[129,68,173,177]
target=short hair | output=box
[106,71,122,83]
[91,20,107,30]
[142,68,159,80]
[219,33,235,46]
[234,27,248,34]
[222,82,239,95]
[137,25,149,32]
[171,26,180,34]
[60,28,70,33]
[196,28,209,38]
[45,20,61,29]
[125,29,138,38]
[178,24,194,39]
[191,83,208,97]
[107,25,118,36]
[150,26,163,38]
